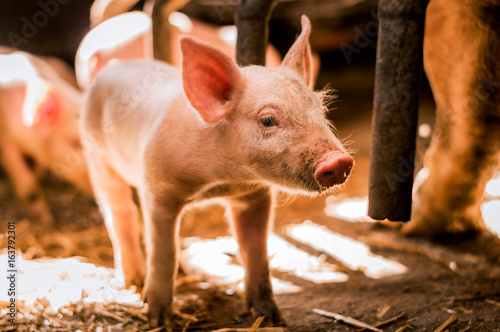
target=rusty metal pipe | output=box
[368,0,428,221]
[235,0,277,66]
[152,0,190,63]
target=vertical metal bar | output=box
[368,0,428,221]
[235,0,277,66]
[152,0,190,63]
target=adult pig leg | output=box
[405,112,498,235]
[229,186,284,326]
[87,154,145,287]
[0,141,53,225]
[403,0,500,235]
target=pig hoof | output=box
[402,214,485,237]
[269,312,286,327]
[124,267,146,289]
[144,287,173,328]
[248,300,285,327]
[125,276,144,290]
[146,305,172,328]
[266,313,286,327]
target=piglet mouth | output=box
[314,150,354,188]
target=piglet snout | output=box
[314,150,354,188]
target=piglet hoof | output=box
[144,298,173,328]
[249,299,286,327]
[124,269,145,291]
[143,284,173,328]
[122,262,146,290]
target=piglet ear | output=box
[0,53,60,127]
[281,15,314,89]
[22,79,61,127]
[180,36,244,124]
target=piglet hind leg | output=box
[228,186,284,326]
[87,154,145,288]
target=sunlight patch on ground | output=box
[180,233,348,293]
[324,197,373,222]
[181,235,303,294]
[181,236,243,285]
[286,221,408,279]
[267,234,348,283]
[0,253,141,316]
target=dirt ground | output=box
[1,51,500,332]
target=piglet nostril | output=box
[314,151,354,188]
[344,165,353,178]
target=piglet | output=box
[81,15,353,327]
[0,48,91,225]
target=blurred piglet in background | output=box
[75,10,285,91]
[81,15,353,327]
[75,11,153,90]
[0,47,91,225]
[0,12,154,225]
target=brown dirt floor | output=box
[1,55,500,332]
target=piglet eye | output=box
[259,115,276,128]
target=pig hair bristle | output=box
[325,119,340,136]
[316,84,339,114]
[340,135,357,157]
[275,190,304,207]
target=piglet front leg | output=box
[229,186,284,326]
[141,192,183,327]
